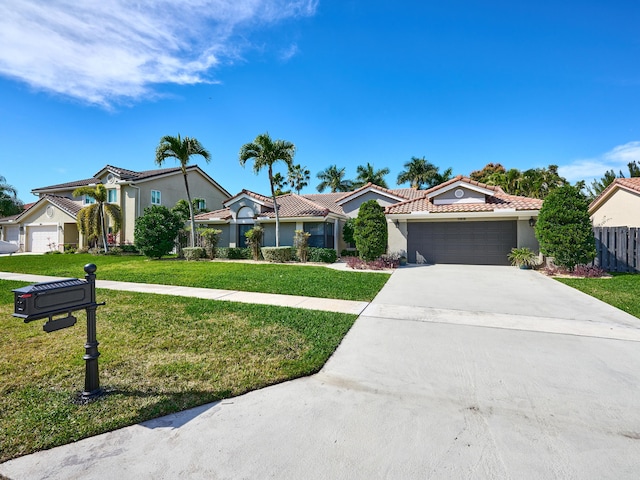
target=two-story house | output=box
[0,165,231,253]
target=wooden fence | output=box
[593,227,640,273]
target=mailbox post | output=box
[13,263,104,401]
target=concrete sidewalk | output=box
[0,272,369,315]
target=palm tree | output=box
[396,156,439,189]
[73,184,122,252]
[272,172,291,196]
[239,133,296,247]
[0,175,23,217]
[355,163,390,188]
[425,166,454,189]
[155,134,211,248]
[316,165,353,192]
[288,164,310,194]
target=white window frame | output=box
[196,199,206,210]
[107,189,117,203]
[84,195,95,205]
[151,190,161,205]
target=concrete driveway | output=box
[2,265,640,479]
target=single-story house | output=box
[197,176,543,265]
[589,177,640,227]
[0,165,231,253]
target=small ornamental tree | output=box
[354,200,388,261]
[294,230,311,262]
[535,185,596,270]
[134,205,183,259]
[245,226,264,261]
[198,227,222,259]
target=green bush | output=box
[354,200,388,261]
[183,247,206,261]
[118,244,140,254]
[134,205,183,259]
[217,247,251,259]
[309,247,337,263]
[104,246,123,256]
[342,218,356,245]
[340,249,358,257]
[261,246,293,263]
[535,185,596,270]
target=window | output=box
[304,222,334,249]
[151,190,161,205]
[196,199,206,210]
[107,189,117,203]
[84,195,95,205]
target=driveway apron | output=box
[2,265,640,479]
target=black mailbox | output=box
[13,278,93,322]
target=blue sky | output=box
[1,0,639,203]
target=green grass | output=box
[0,254,388,301]
[0,280,357,462]
[556,273,640,318]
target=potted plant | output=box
[508,247,538,269]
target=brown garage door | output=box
[407,221,517,265]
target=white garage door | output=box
[29,225,58,253]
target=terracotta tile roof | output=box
[616,177,640,193]
[259,194,331,218]
[301,192,346,215]
[386,190,542,214]
[390,188,426,200]
[421,175,506,196]
[45,195,84,217]
[32,177,101,192]
[225,189,274,207]
[336,182,410,203]
[194,208,232,221]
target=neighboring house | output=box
[0,165,231,253]
[197,176,543,265]
[589,177,640,227]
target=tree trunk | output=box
[183,172,196,248]
[268,166,280,247]
[100,203,109,253]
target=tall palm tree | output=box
[355,162,390,188]
[425,166,454,189]
[239,133,296,247]
[272,172,291,196]
[73,184,122,252]
[155,134,211,248]
[288,164,310,194]
[0,175,22,217]
[396,156,439,189]
[316,165,353,192]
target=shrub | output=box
[572,264,607,278]
[308,247,337,263]
[118,243,140,254]
[104,246,123,255]
[354,200,388,261]
[216,247,252,259]
[245,226,264,261]
[535,185,596,270]
[294,230,311,263]
[261,246,293,263]
[342,217,356,245]
[507,247,538,267]
[183,247,206,261]
[134,205,183,259]
[197,228,222,259]
[340,249,358,257]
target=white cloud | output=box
[558,141,640,183]
[0,0,317,107]
[279,43,300,62]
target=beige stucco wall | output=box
[516,219,539,251]
[590,189,640,227]
[387,219,408,256]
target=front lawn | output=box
[0,254,389,301]
[556,273,640,318]
[0,280,357,462]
